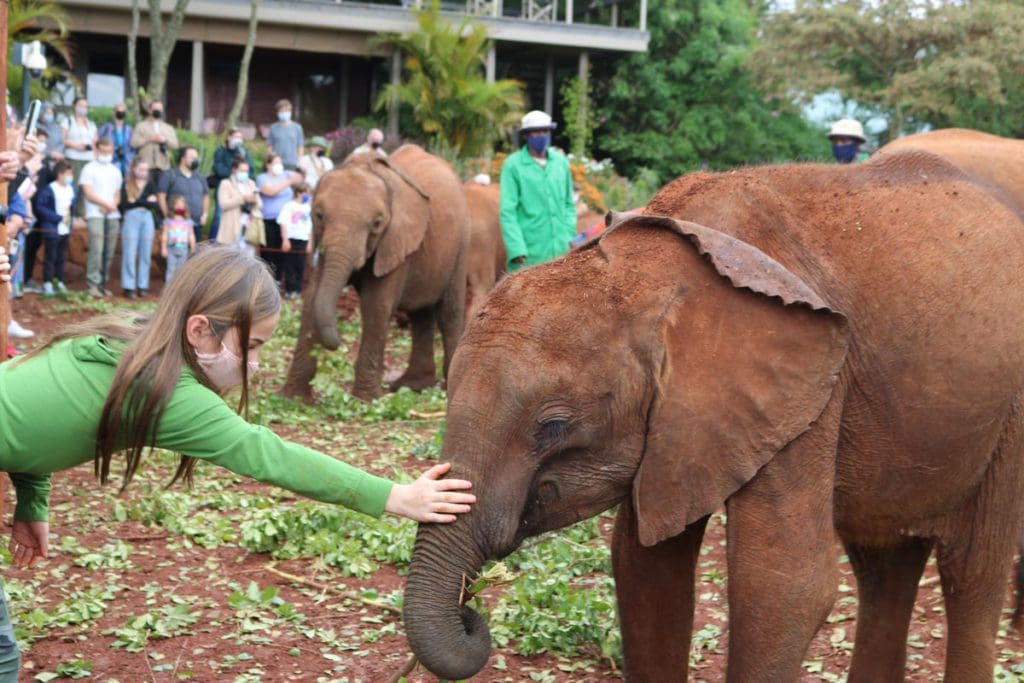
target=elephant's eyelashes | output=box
[532,419,569,455]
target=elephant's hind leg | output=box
[611,501,708,682]
[937,402,1024,682]
[389,308,439,392]
[437,264,467,380]
[845,536,934,683]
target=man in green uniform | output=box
[499,110,577,271]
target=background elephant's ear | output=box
[373,163,431,277]
[630,215,848,547]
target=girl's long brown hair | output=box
[25,247,280,490]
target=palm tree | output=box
[374,1,525,158]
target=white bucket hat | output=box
[519,110,557,133]
[827,119,866,142]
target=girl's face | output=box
[134,163,150,179]
[191,313,280,365]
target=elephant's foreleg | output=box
[283,289,320,401]
[724,392,842,683]
[351,278,399,401]
[612,501,707,682]
[845,537,934,683]
[389,308,438,392]
[437,256,467,380]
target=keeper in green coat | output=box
[499,110,577,271]
[0,247,475,681]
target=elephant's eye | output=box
[532,418,568,455]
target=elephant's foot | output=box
[351,383,385,402]
[388,373,440,393]
[282,380,317,404]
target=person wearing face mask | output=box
[60,98,98,184]
[79,138,125,297]
[266,99,304,171]
[296,136,333,190]
[35,104,65,161]
[827,119,869,164]
[131,101,179,179]
[216,158,262,257]
[0,248,476,677]
[30,161,76,296]
[256,153,300,278]
[119,157,160,298]
[157,146,210,243]
[160,195,197,282]
[275,181,314,299]
[499,110,576,272]
[98,102,134,178]
[349,128,388,159]
[209,128,254,242]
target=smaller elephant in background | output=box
[284,145,469,401]
[463,181,505,320]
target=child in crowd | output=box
[276,181,314,299]
[161,194,196,282]
[30,161,76,297]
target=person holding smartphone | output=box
[61,98,98,184]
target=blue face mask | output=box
[301,193,311,203]
[235,171,249,183]
[42,113,54,124]
[832,143,859,164]
[527,134,551,154]
[62,175,74,187]
[278,111,292,122]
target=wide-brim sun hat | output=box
[827,119,866,142]
[519,110,557,133]
[308,135,329,148]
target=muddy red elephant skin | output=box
[462,181,506,321]
[283,145,469,401]
[402,150,1024,681]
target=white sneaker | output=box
[7,320,35,339]
[55,281,67,292]
[42,281,55,297]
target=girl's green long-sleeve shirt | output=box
[0,336,393,522]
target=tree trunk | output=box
[127,0,141,119]
[225,0,259,130]
[146,0,192,106]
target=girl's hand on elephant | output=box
[385,462,476,523]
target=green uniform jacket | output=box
[0,336,393,522]
[499,146,577,271]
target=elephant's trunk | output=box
[312,255,354,350]
[404,520,491,679]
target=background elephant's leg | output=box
[724,394,842,682]
[937,409,1024,682]
[389,308,438,392]
[612,502,707,682]
[1014,533,1024,630]
[437,262,467,380]
[845,537,934,683]
[283,291,321,401]
[351,279,399,401]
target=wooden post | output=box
[1,0,10,363]
[0,0,10,520]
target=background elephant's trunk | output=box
[404,521,491,679]
[312,256,354,350]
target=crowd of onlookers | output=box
[4,95,380,344]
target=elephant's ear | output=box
[621,214,849,547]
[372,158,431,277]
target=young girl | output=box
[0,248,473,676]
[31,161,76,296]
[160,194,196,282]
[120,158,160,298]
[277,181,313,299]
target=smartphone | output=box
[24,99,42,139]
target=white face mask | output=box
[98,154,113,164]
[194,330,259,390]
[271,162,284,176]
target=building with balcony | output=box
[59,0,648,138]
